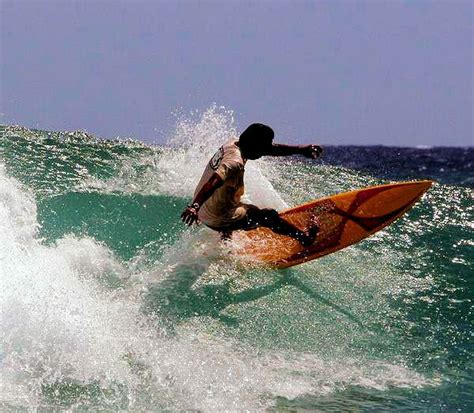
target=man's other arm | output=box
[181,173,223,226]
[268,144,323,159]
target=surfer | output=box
[181,123,322,246]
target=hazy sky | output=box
[1,0,472,146]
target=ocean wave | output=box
[0,107,472,410]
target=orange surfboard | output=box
[233,180,433,268]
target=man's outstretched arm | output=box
[181,173,224,226]
[268,144,323,159]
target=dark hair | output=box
[239,123,274,148]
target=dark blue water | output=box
[322,145,473,187]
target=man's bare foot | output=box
[299,226,319,247]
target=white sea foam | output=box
[0,163,439,410]
[0,165,143,405]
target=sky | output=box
[1,0,472,146]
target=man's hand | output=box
[301,145,323,159]
[181,204,200,226]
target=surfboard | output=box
[233,180,433,268]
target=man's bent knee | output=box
[258,208,280,225]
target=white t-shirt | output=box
[195,140,247,228]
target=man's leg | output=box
[246,207,318,247]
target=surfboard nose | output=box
[417,180,434,190]
[360,180,433,217]
[409,180,434,198]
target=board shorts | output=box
[205,204,280,233]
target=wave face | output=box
[0,109,472,411]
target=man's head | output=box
[238,123,274,159]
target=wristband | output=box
[190,202,200,211]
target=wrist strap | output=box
[190,202,200,211]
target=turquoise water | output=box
[0,110,472,411]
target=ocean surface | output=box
[1,109,473,411]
